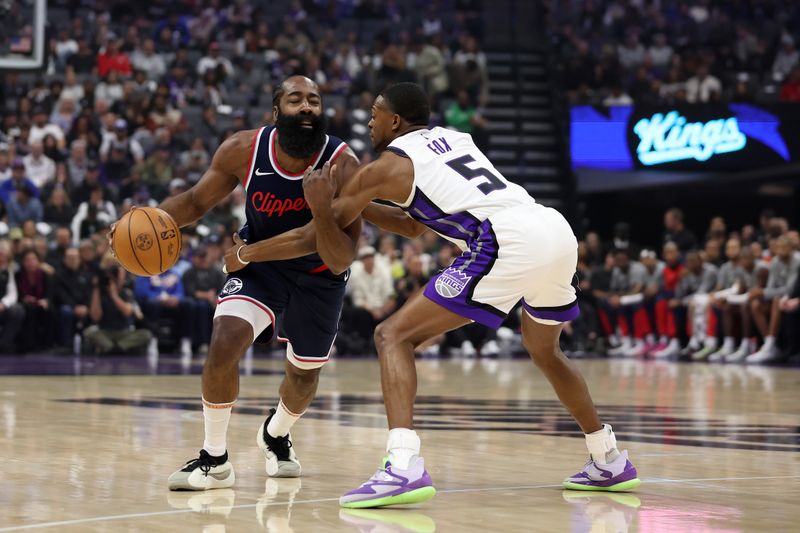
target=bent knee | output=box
[525,340,561,366]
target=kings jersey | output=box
[239,126,349,275]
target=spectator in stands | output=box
[779,66,800,102]
[0,240,24,354]
[772,35,799,80]
[50,97,79,135]
[95,70,125,106]
[675,251,718,358]
[196,42,234,78]
[777,268,800,358]
[1,160,38,205]
[71,186,116,244]
[746,235,800,363]
[15,249,55,352]
[30,107,65,149]
[648,33,673,71]
[137,144,174,197]
[22,141,56,189]
[685,64,722,103]
[67,39,96,75]
[617,33,646,70]
[45,227,72,270]
[6,184,43,228]
[651,242,685,358]
[182,245,225,355]
[708,239,747,361]
[598,248,648,357]
[345,246,396,346]
[100,119,144,165]
[60,69,85,103]
[134,266,192,357]
[274,19,312,57]
[603,85,634,107]
[55,247,92,352]
[97,39,132,78]
[84,262,151,355]
[663,208,697,252]
[132,39,166,81]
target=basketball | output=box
[111,207,182,277]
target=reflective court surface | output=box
[2,355,800,532]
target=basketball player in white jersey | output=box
[224,83,641,507]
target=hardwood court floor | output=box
[2,355,800,532]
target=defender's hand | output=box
[223,232,249,274]
[303,161,336,214]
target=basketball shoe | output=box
[167,450,235,491]
[340,457,436,509]
[563,450,640,492]
[257,408,301,477]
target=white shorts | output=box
[424,204,579,327]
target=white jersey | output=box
[387,127,540,247]
[386,127,579,328]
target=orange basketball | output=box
[112,207,182,277]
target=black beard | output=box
[275,111,327,159]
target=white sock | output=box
[267,399,303,438]
[645,334,655,345]
[704,337,718,350]
[722,337,734,351]
[763,336,776,349]
[386,428,421,470]
[659,336,668,344]
[585,423,620,465]
[202,397,235,458]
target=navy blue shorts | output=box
[216,262,347,359]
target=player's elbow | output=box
[328,260,352,276]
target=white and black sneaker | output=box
[256,409,301,478]
[168,450,235,491]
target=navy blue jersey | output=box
[239,126,348,275]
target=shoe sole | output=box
[340,486,437,509]
[168,467,235,491]
[256,421,301,478]
[562,478,641,492]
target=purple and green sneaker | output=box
[563,450,641,492]
[340,457,436,509]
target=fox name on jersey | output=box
[387,126,539,246]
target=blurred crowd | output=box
[0,0,492,356]
[566,207,800,365]
[546,0,800,105]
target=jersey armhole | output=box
[242,127,266,191]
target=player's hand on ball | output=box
[223,233,249,273]
[303,161,336,213]
[107,222,117,257]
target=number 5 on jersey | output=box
[445,155,508,195]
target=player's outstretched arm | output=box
[159,130,253,227]
[362,203,427,238]
[234,152,410,271]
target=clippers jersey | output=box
[386,126,541,248]
[240,126,348,274]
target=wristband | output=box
[236,245,250,265]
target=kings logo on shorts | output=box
[221,278,243,295]
[435,268,472,298]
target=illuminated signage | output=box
[632,111,746,165]
[570,104,795,174]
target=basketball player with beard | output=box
[112,76,377,491]
[227,83,640,507]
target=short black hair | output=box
[272,83,286,108]
[380,83,430,126]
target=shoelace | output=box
[269,434,293,460]
[183,450,218,475]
